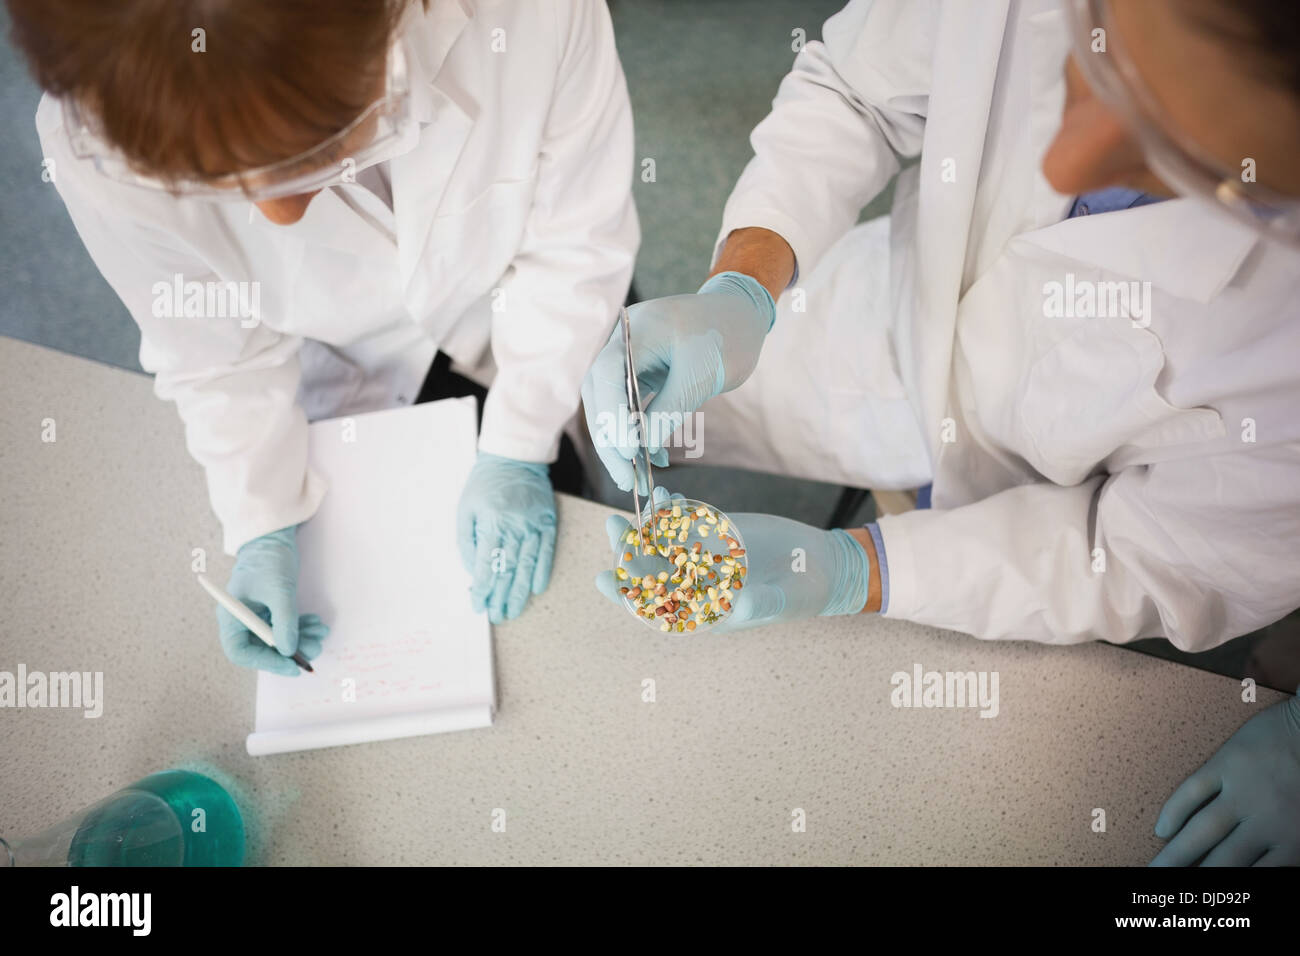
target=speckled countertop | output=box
[0,337,1279,865]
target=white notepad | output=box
[245,397,494,756]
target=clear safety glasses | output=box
[1068,0,1300,245]
[63,42,414,202]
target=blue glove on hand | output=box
[457,453,557,624]
[1151,692,1300,866]
[594,487,870,632]
[581,272,776,492]
[217,525,328,676]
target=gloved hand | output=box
[581,272,776,491]
[457,452,557,624]
[1151,693,1300,866]
[217,525,328,676]
[594,487,870,632]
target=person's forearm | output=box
[709,227,796,303]
[845,526,883,613]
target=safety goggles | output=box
[1067,0,1300,245]
[63,42,414,202]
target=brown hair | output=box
[1184,0,1300,98]
[6,0,421,182]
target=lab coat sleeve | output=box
[43,152,325,555]
[714,0,938,278]
[875,445,1300,652]
[477,0,639,464]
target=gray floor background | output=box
[0,0,1294,691]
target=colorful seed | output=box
[616,501,745,632]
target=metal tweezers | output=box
[621,307,658,553]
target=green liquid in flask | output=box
[66,770,245,867]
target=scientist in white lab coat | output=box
[588,0,1300,864]
[11,0,638,667]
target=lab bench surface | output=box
[0,336,1280,865]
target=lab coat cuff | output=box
[865,522,889,615]
[478,383,566,465]
[476,428,562,468]
[220,468,328,556]
[712,206,817,291]
[873,513,917,621]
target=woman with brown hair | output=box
[8,0,639,671]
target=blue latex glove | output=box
[457,452,557,624]
[1151,693,1300,866]
[594,487,870,632]
[581,272,776,491]
[217,525,328,676]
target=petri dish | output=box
[612,497,748,633]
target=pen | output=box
[196,573,315,673]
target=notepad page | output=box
[246,396,494,756]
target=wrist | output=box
[238,524,297,558]
[844,527,883,613]
[697,270,777,333]
[710,226,795,302]
[477,452,549,478]
[821,528,874,616]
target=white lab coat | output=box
[36,0,639,554]
[691,0,1300,650]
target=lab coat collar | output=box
[1014,196,1260,304]
[247,0,475,255]
[909,0,1012,461]
[403,0,474,125]
[390,0,479,294]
